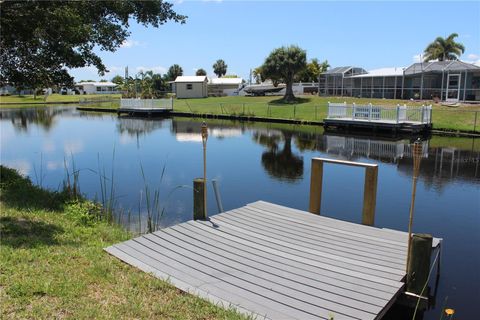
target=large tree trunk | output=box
[283,81,295,102]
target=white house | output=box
[174,76,208,98]
[75,82,119,94]
[208,77,243,96]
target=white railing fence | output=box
[120,98,173,110]
[327,102,432,124]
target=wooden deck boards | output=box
[105,201,441,320]
[323,118,431,133]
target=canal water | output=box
[1,106,479,319]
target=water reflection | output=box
[0,106,70,132]
[254,130,304,182]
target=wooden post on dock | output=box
[193,178,206,220]
[309,159,324,214]
[309,158,378,226]
[406,234,432,296]
[362,166,378,226]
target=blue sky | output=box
[70,0,480,82]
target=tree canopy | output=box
[119,70,164,98]
[261,45,307,102]
[165,64,183,81]
[195,68,207,76]
[0,1,186,90]
[212,59,227,78]
[299,58,329,82]
[423,33,465,62]
[111,75,125,85]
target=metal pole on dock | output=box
[406,139,423,275]
[201,122,208,218]
[212,179,224,213]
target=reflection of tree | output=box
[1,107,67,132]
[253,131,303,182]
[116,118,165,136]
[294,132,319,151]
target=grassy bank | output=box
[0,166,246,320]
[0,93,121,105]
[172,96,480,132]
[76,95,479,133]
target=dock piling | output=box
[308,159,324,214]
[308,158,378,225]
[362,166,378,226]
[406,233,433,296]
[193,178,206,220]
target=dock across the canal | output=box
[117,98,173,116]
[106,203,441,320]
[324,102,432,133]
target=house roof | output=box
[209,78,243,85]
[76,81,117,86]
[404,61,480,75]
[322,66,368,75]
[351,67,405,78]
[174,76,207,83]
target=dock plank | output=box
[161,226,390,306]
[208,216,405,280]
[232,207,406,259]
[217,209,406,267]
[105,201,441,320]
[176,222,399,298]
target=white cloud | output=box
[42,140,56,153]
[47,161,62,171]
[119,133,134,145]
[120,39,141,48]
[467,53,479,61]
[107,66,124,73]
[64,140,84,155]
[135,66,167,74]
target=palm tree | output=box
[195,68,207,76]
[165,64,183,81]
[423,33,465,62]
[212,59,227,78]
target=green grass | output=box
[0,93,121,105]
[0,166,247,320]
[100,95,479,132]
[172,96,480,132]
[5,94,480,132]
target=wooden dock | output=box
[105,201,441,320]
[324,103,432,133]
[117,98,173,116]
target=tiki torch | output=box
[406,138,423,274]
[201,122,208,218]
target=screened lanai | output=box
[319,61,480,102]
[402,61,480,101]
[318,66,367,96]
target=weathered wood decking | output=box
[105,201,441,320]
